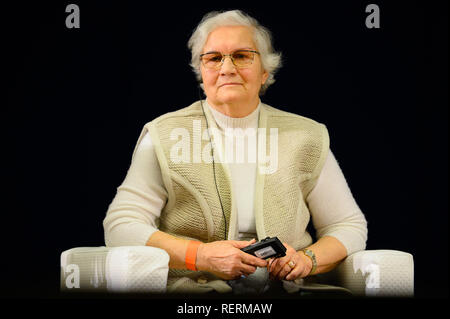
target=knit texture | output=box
[137,100,329,292]
[259,105,329,248]
[150,107,232,243]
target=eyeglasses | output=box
[200,50,260,69]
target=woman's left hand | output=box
[267,242,312,281]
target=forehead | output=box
[203,26,256,52]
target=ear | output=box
[261,69,269,85]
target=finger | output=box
[234,267,255,279]
[277,263,292,280]
[270,255,290,277]
[231,239,257,249]
[269,256,282,273]
[270,259,286,279]
[267,258,274,271]
[239,263,257,276]
[285,255,305,281]
[286,265,302,281]
[240,251,268,268]
[269,258,283,278]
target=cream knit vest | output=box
[132,100,329,292]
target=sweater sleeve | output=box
[306,149,368,255]
[103,131,168,246]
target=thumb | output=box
[231,238,257,249]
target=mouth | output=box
[220,83,243,87]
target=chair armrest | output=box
[326,250,414,297]
[60,246,170,293]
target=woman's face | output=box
[200,26,269,110]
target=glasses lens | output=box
[232,51,254,67]
[201,53,223,69]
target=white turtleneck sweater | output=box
[103,100,368,255]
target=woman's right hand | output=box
[196,239,268,280]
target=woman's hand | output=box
[196,239,268,280]
[267,243,312,281]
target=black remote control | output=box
[241,237,286,259]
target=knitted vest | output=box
[132,100,329,293]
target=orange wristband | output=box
[185,241,201,271]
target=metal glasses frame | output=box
[200,50,260,69]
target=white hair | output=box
[187,10,282,94]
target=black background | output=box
[4,0,448,303]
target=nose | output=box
[219,55,237,75]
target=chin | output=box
[218,91,246,102]
[220,96,244,105]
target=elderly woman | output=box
[103,10,367,294]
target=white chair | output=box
[60,246,413,297]
[60,246,170,293]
